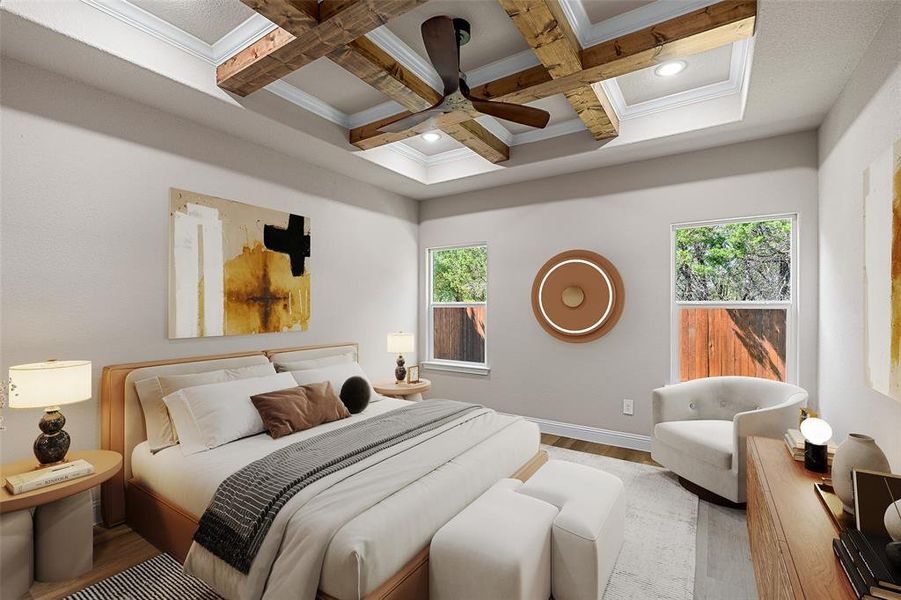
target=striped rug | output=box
[65,554,220,600]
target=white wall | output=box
[419,131,819,442]
[817,4,901,469]
[0,58,419,461]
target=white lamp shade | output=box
[8,360,92,409]
[387,332,414,354]
[799,417,833,446]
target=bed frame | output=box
[100,343,547,600]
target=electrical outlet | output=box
[622,398,634,416]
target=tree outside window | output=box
[428,245,487,366]
[673,217,795,383]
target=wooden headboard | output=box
[100,342,359,526]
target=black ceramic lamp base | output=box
[395,354,407,383]
[804,440,829,473]
[34,407,71,466]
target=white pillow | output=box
[289,363,375,399]
[135,363,277,452]
[274,353,354,372]
[163,372,295,455]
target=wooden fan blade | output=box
[378,110,443,134]
[421,16,460,96]
[469,98,550,129]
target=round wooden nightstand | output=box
[373,378,432,401]
[0,450,122,594]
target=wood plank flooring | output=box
[25,524,159,600]
[28,435,755,599]
[540,433,661,466]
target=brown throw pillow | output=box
[251,383,350,439]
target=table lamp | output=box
[8,360,92,465]
[799,417,832,473]
[387,332,414,383]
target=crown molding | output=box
[266,80,350,127]
[346,100,407,129]
[473,117,515,146]
[389,143,476,167]
[601,38,751,120]
[465,50,543,88]
[79,0,214,63]
[211,14,278,65]
[365,25,444,95]
[559,0,722,48]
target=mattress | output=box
[130,398,539,599]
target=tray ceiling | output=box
[617,44,733,105]
[67,0,757,184]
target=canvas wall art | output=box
[168,188,310,338]
[864,138,901,402]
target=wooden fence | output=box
[433,306,486,363]
[680,308,786,382]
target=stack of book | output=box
[833,528,901,599]
[4,459,95,495]
[785,427,837,464]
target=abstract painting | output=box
[168,189,310,338]
[864,138,901,402]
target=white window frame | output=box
[423,243,490,376]
[669,213,799,385]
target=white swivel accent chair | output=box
[651,376,807,503]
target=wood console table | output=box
[746,436,855,599]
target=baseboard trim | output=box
[527,417,652,452]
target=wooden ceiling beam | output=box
[439,121,510,163]
[326,33,509,162]
[350,110,474,150]
[239,0,318,32]
[327,37,441,113]
[475,0,757,104]
[353,0,755,148]
[218,0,426,96]
[498,0,618,141]
[226,0,511,162]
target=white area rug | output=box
[544,445,699,600]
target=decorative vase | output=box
[886,500,901,542]
[832,434,890,514]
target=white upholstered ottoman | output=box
[518,459,625,600]
[430,479,557,600]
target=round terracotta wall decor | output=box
[531,249,625,343]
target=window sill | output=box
[421,361,490,376]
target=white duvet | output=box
[131,399,538,600]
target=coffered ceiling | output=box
[1,0,894,198]
[72,0,756,180]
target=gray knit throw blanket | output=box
[194,399,481,573]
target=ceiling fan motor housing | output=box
[453,18,471,46]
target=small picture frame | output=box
[406,365,420,384]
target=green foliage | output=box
[675,219,791,302]
[432,246,487,303]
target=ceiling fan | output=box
[378,16,551,134]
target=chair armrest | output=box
[732,390,807,473]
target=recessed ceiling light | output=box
[654,60,686,77]
[421,132,441,143]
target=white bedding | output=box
[130,398,539,599]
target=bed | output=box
[100,343,545,600]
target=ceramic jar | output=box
[886,500,901,542]
[832,433,890,514]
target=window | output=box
[426,244,488,373]
[671,215,797,383]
